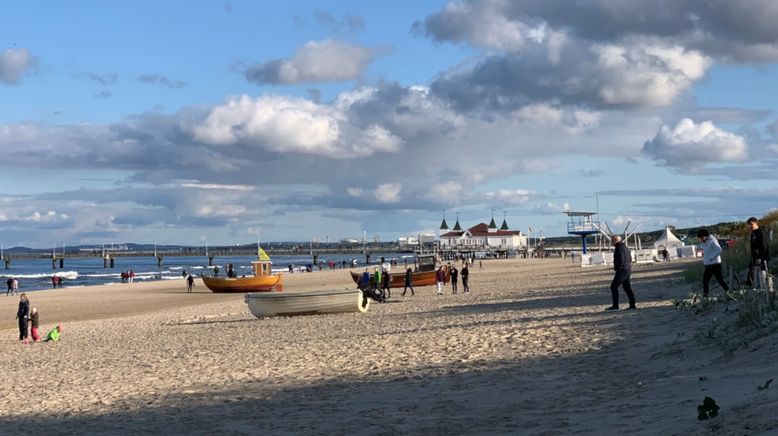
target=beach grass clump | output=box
[675,290,778,355]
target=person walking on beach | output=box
[51,275,57,289]
[607,236,635,311]
[16,293,29,342]
[435,266,445,295]
[6,278,12,296]
[186,274,195,293]
[12,278,19,295]
[698,229,729,297]
[128,270,135,283]
[402,267,414,296]
[450,264,459,294]
[461,264,470,293]
[746,217,770,288]
[28,307,40,342]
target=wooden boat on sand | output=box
[349,269,446,288]
[202,274,282,293]
[245,289,370,317]
[202,248,284,293]
[349,254,450,288]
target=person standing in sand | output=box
[381,268,391,299]
[746,217,770,288]
[16,293,29,342]
[402,267,414,296]
[607,235,636,311]
[698,229,728,297]
[186,274,195,293]
[450,264,459,294]
[435,266,446,295]
[373,267,382,295]
[28,307,40,342]
[461,264,470,293]
[12,278,19,295]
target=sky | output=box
[2,0,778,247]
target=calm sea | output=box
[0,252,412,292]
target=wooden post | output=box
[104,256,110,268]
[208,255,214,266]
[59,258,64,268]
[365,253,371,265]
[52,258,57,269]
[157,256,163,268]
[110,258,115,268]
[3,258,9,269]
[728,265,734,290]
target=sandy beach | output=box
[1,258,777,435]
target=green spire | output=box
[453,212,461,231]
[440,218,449,230]
[500,219,509,231]
[488,217,497,229]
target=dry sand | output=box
[1,258,777,435]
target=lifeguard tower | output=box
[565,211,600,254]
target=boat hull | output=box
[245,290,369,317]
[202,274,283,293]
[349,268,448,288]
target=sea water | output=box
[0,253,412,292]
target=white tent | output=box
[654,227,685,258]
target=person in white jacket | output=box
[698,229,729,297]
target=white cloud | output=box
[346,187,363,196]
[178,181,255,191]
[483,188,534,205]
[0,48,36,84]
[374,183,402,203]
[192,94,402,158]
[594,44,710,107]
[28,210,67,223]
[244,39,377,84]
[642,118,748,170]
[532,202,570,215]
[426,181,463,203]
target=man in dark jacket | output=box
[450,265,459,294]
[607,236,636,311]
[746,217,770,287]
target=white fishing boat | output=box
[244,289,370,318]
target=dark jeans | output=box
[610,269,635,308]
[462,277,469,292]
[452,279,458,293]
[18,318,27,340]
[702,264,728,296]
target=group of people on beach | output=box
[14,293,62,343]
[120,269,135,283]
[50,275,64,289]
[437,262,470,295]
[607,216,772,311]
[5,277,19,295]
